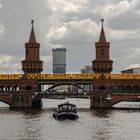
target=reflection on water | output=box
[0,99,140,139]
[92,109,112,118]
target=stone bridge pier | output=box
[90,90,112,108]
[90,90,140,109]
[0,92,42,109]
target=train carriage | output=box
[48,74,71,80]
[0,74,9,80]
[71,74,94,80]
[25,74,38,80]
[8,74,21,80]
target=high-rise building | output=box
[52,48,66,74]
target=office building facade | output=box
[52,48,66,74]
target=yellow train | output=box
[0,73,140,80]
[0,74,22,80]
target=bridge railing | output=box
[113,90,140,93]
[0,90,37,94]
[91,90,140,93]
[91,90,112,94]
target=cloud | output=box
[0,0,140,74]
[50,0,88,13]
[104,0,132,18]
[47,19,98,45]
[0,54,22,73]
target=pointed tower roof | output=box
[99,19,106,42]
[29,20,37,43]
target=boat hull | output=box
[53,112,79,120]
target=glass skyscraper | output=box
[52,48,66,74]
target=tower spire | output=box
[29,19,37,43]
[99,19,106,42]
[92,19,113,74]
[22,20,43,74]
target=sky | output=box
[0,0,140,74]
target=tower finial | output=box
[101,19,104,27]
[31,19,34,29]
[99,19,106,42]
[29,19,36,43]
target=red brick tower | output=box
[92,19,113,73]
[22,20,43,74]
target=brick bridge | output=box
[0,19,140,109]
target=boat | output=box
[53,101,79,120]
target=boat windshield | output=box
[59,106,63,111]
[62,105,67,110]
[58,103,77,112]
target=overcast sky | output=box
[0,0,140,73]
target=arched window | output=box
[119,85,125,92]
[133,85,139,92]
[26,85,32,90]
[126,85,132,93]
[112,85,118,92]
[99,85,105,90]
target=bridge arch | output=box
[44,83,86,93]
[26,85,32,90]
[112,85,119,92]
[14,86,19,91]
[126,85,132,92]
[1,86,6,92]
[0,100,10,106]
[112,95,138,106]
[8,85,13,91]
[133,85,139,91]
[0,85,20,92]
[0,94,11,106]
[119,85,125,91]
[99,85,105,90]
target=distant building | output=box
[80,65,94,92]
[121,67,140,74]
[81,65,94,74]
[52,48,66,74]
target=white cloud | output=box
[0,0,140,73]
[129,48,140,55]
[47,26,66,41]
[47,19,98,45]
[108,29,137,40]
[104,0,132,18]
[0,54,22,73]
[50,0,88,13]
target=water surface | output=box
[0,99,140,140]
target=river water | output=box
[0,98,140,140]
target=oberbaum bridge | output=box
[0,19,140,109]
